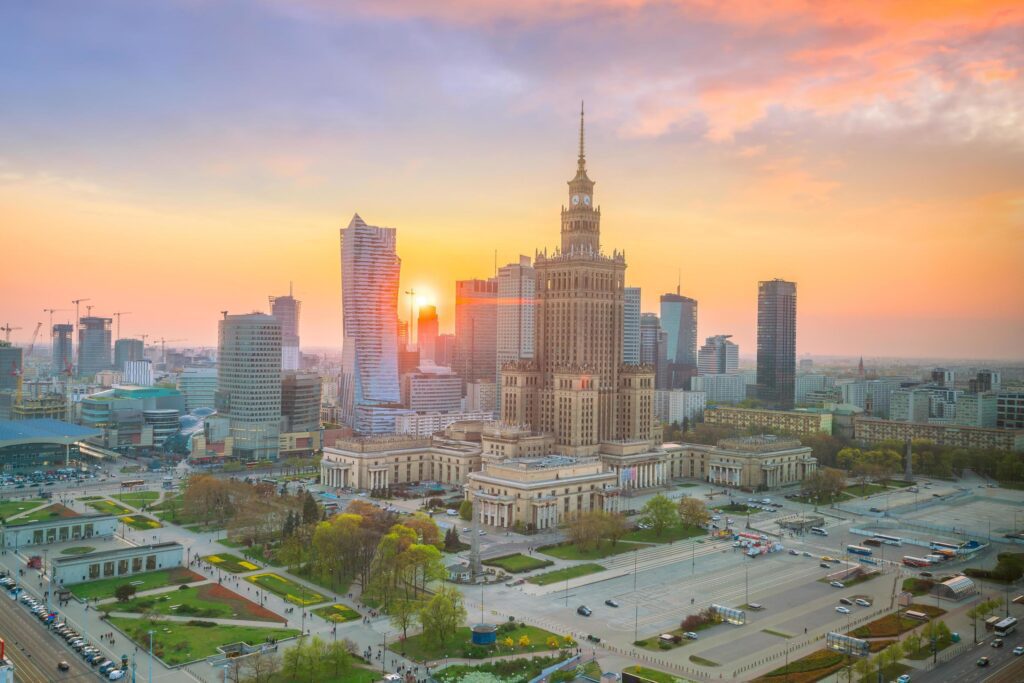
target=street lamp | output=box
[148,629,154,683]
[745,565,749,607]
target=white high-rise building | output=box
[697,335,738,375]
[178,367,218,411]
[796,373,834,404]
[122,360,154,387]
[623,287,641,365]
[690,373,747,404]
[270,287,301,371]
[655,389,706,425]
[216,313,282,460]
[496,255,536,400]
[340,213,404,434]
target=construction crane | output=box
[404,288,416,346]
[13,322,43,406]
[111,311,131,339]
[42,308,70,330]
[71,298,90,362]
[0,324,21,343]
[156,338,186,366]
[85,305,94,317]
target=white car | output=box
[683,632,698,640]
[108,669,126,680]
[383,674,402,682]
[855,598,871,607]
[830,581,845,588]
[836,606,851,614]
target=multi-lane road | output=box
[0,588,95,683]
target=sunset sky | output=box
[2,1,1022,359]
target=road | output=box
[0,589,96,683]
[912,638,1022,683]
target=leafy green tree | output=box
[458,499,473,521]
[114,583,137,602]
[390,599,419,646]
[418,586,467,650]
[677,497,710,528]
[639,494,677,537]
[302,491,320,525]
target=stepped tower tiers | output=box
[501,104,656,456]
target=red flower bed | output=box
[198,583,285,623]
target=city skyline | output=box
[2,2,1022,359]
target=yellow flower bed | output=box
[122,516,135,523]
[207,555,224,563]
[239,561,258,570]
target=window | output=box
[88,563,100,579]
[118,559,129,575]
[132,557,143,572]
[146,555,156,570]
[103,561,115,577]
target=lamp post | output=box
[745,565,749,607]
[148,629,154,683]
[382,633,387,675]
[634,604,639,644]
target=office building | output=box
[640,313,668,388]
[891,388,931,422]
[122,360,154,387]
[394,411,495,437]
[215,313,282,460]
[77,317,112,378]
[435,334,456,367]
[660,292,698,388]
[655,389,706,426]
[698,335,738,376]
[79,385,185,449]
[500,108,656,455]
[0,343,21,392]
[997,392,1024,430]
[704,405,832,437]
[970,370,1001,394]
[401,369,462,413]
[496,256,536,396]
[52,324,74,374]
[796,374,834,405]
[690,373,747,405]
[454,278,498,385]
[417,304,439,365]
[340,213,404,434]
[281,372,322,432]
[930,367,954,387]
[954,393,997,428]
[756,279,797,407]
[113,339,144,373]
[623,287,641,365]
[853,417,1023,452]
[177,367,218,411]
[270,288,301,371]
[465,379,497,415]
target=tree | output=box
[566,511,605,551]
[458,499,473,521]
[677,497,710,529]
[601,513,630,546]
[114,583,137,603]
[302,491,320,525]
[639,494,677,537]
[444,526,462,552]
[389,599,419,648]
[418,586,466,650]
[241,650,280,683]
[403,513,443,549]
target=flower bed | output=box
[244,572,327,606]
[203,552,260,573]
[312,603,360,623]
[120,515,163,530]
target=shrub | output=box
[186,620,217,627]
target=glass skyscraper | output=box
[756,279,797,407]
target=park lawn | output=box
[60,546,96,555]
[623,523,704,544]
[849,613,921,638]
[245,572,328,606]
[434,656,566,683]
[539,540,645,561]
[0,499,46,520]
[204,552,261,573]
[113,491,160,508]
[901,577,935,596]
[109,616,299,667]
[623,665,693,683]
[844,483,889,498]
[713,503,753,514]
[837,572,880,588]
[69,567,204,601]
[481,553,553,573]
[312,603,360,623]
[527,563,605,586]
[636,630,691,652]
[85,499,133,516]
[120,515,163,531]
[4,503,78,526]
[293,564,352,596]
[752,649,846,683]
[102,583,284,622]
[391,624,564,661]
[884,480,915,487]
[269,668,379,683]
[907,603,946,618]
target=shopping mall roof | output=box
[0,419,101,447]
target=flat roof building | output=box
[51,541,184,586]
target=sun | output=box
[413,288,436,310]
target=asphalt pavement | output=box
[0,585,95,683]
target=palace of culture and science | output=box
[321,108,817,531]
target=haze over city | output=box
[2,1,1022,359]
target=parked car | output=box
[855,598,871,607]
[802,551,812,557]
[683,632,699,640]
[605,599,620,607]
[830,581,845,588]
[108,671,126,681]
[895,675,911,683]
[789,549,799,555]
[577,605,592,617]
[839,597,853,606]
[836,606,851,614]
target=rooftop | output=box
[0,419,101,446]
[52,541,183,565]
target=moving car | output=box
[802,551,813,557]
[683,632,699,640]
[836,606,851,614]
[1012,645,1024,655]
[58,661,70,672]
[577,605,592,616]
[789,549,799,555]
[976,656,990,667]
[605,599,620,608]
[991,638,1003,648]
[820,563,831,569]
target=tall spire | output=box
[577,100,586,172]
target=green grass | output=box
[245,572,328,606]
[623,665,692,683]
[120,514,163,530]
[60,546,95,555]
[113,491,160,508]
[312,603,360,623]
[689,655,719,667]
[623,523,705,544]
[85,499,134,516]
[754,650,845,681]
[538,540,645,560]
[434,656,566,683]
[713,503,752,514]
[101,584,283,622]
[0,499,46,520]
[901,577,936,596]
[293,564,352,596]
[762,628,794,639]
[69,567,204,601]
[78,495,105,501]
[844,483,889,498]
[677,483,698,488]
[636,630,692,653]
[204,552,261,573]
[2,503,78,526]
[109,616,299,666]
[884,480,915,488]
[527,563,605,586]
[481,553,553,573]
[391,624,564,661]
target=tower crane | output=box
[71,298,90,363]
[0,324,21,343]
[111,312,131,339]
[156,338,186,366]
[43,308,70,330]
[12,322,42,406]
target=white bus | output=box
[810,527,828,536]
[994,617,1017,637]
[872,534,902,546]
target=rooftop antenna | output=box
[677,269,681,296]
[404,289,416,346]
[221,310,229,320]
[289,281,293,297]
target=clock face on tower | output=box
[583,195,591,205]
[572,195,580,205]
